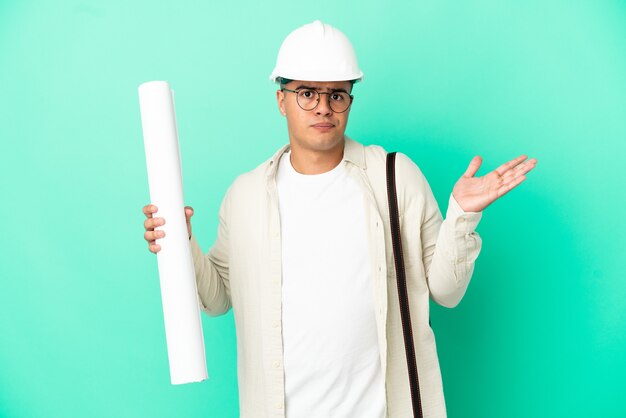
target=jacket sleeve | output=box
[423,193,482,308]
[189,190,232,316]
[396,153,483,308]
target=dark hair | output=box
[277,77,293,88]
[277,76,356,88]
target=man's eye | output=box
[300,90,315,99]
[331,93,344,101]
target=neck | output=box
[289,140,345,175]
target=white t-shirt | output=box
[276,151,385,418]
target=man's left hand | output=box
[452,155,537,212]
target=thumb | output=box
[462,156,482,178]
[184,206,194,238]
[184,206,194,221]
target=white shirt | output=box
[276,151,386,418]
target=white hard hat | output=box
[269,20,364,83]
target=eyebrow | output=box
[294,84,350,94]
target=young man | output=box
[142,20,537,418]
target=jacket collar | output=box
[265,136,366,179]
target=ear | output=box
[276,89,287,116]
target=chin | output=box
[306,134,344,152]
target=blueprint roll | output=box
[138,81,208,385]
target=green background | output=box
[1,0,624,417]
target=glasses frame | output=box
[281,87,354,113]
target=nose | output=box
[315,92,333,116]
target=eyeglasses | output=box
[281,88,354,113]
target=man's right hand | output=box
[142,204,194,254]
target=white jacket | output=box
[190,137,483,417]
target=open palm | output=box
[452,155,537,212]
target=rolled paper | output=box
[138,81,208,385]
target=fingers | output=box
[143,203,164,253]
[495,155,530,176]
[142,204,158,218]
[144,216,165,231]
[144,229,165,242]
[501,157,537,182]
[144,228,165,254]
[490,155,536,203]
[462,156,482,178]
[143,204,194,252]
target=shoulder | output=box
[394,152,428,184]
[354,138,427,184]
[215,157,270,221]
[359,139,434,209]
[231,161,267,190]
[224,144,286,201]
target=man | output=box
[142,20,536,418]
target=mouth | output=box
[311,123,335,131]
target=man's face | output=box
[276,80,354,154]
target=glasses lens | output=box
[328,92,351,113]
[296,89,319,111]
